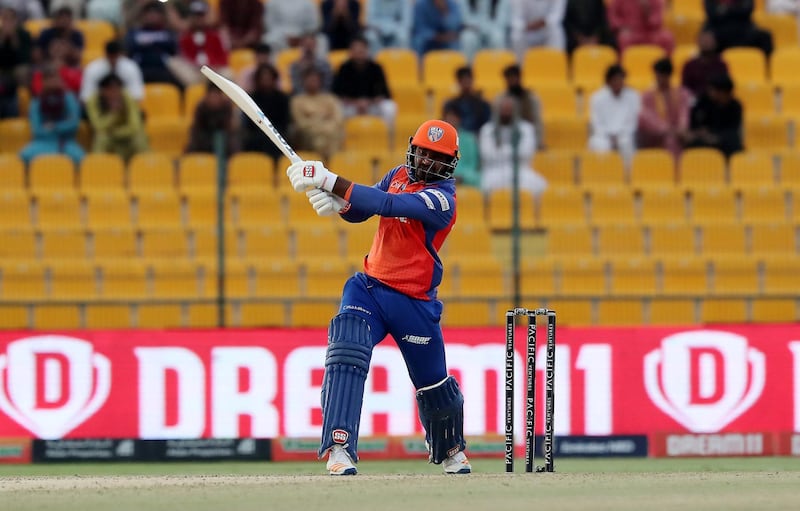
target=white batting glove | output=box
[286,160,338,192]
[306,188,348,216]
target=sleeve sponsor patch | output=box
[417,191,436,210]
[427,189,451,212]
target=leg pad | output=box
[416,376,466,464]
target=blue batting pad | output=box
[416,376,466,464]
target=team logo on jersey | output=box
[303,164,315,177]
[332,429,349,444]
[427,126,444,142]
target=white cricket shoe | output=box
[326,445,357,476]
[442,451,471,474]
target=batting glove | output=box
[306,188,348,216]
[287,160,338,192]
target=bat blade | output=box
[200,65,300,164]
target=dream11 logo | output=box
[644,330,766,433]
[0,336,111,439]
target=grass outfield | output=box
[1,458,799,511]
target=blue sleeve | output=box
[339,169,394,223]
[347,183,455,229]
[54,94,81,135]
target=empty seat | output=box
[741,187,788,222]
[0,228,37,260]
[711,256,760,295]
[343,220,378,260]
[0,262,46,300]
[472,49,517,90]
[545,299,593,326]
[487,189,536,230]
[48,261,98,300]
[145,118,190,158]
[135,191,183,228]
[571,45,617,90]
[233,190,284,226]
[183,82,206,119]
[519,257,557,297]
[547,224,594,256]
[98,260,147,299]
[184,193,217,228]
[630,149,676,189]
[649,298,698,325]
[728,151,776,187]
[523,47,568,87]
[34,191,82,229]
[40,229,88,260]
[589,188,636,224]
[290,300,340,327]
[344,115,390,154]
[128,153,175,192]
[422,50,467,90]
[745,114,791,150]
[32,305,80,329]
[0,118,31,153]
[328,151,377,186]
[149,260,205,298]
[649,222,696,256]
[0,191,32,229]
[286,191,332,226]
[542,117,588,150]
[580,151,626,188]
[735,82,776,115]
[141,228,190,259]
[80,153,126,193]
[609,257,657,296]
[534,84,579,119]
[228,48,255,75]
[700,222,747,255]
[750,222,796,255]
[142,83,182,119]
[294,225,343,259]
[91,227,138,260]
[701,298,748,323]
[375,48,419,87]
[763,256,800,294]
[680,149,727,187]
[597,223,645,256]
[559,258,607,296]
[29,154,75,192]
[621,45,666,85]
[0,154,25,190]
[187,303,217,328]
[537,187,586,226]
[640,188,687,223]
[85,304,132,329]
[227,152,276,190]
[444,223,493,258]
[751,297,796,323]
[773,47,800,87]
[452,257,506,298]
[533,150,576,187]
[722,47,767,85]
[303,259,353,298]
[0,305,29,329]
[85,191,131,229]
[690,187,738,223]
[251,259,301,297]
[236,302,287,327]
[754,12,798,48]
[660,257,709,295]
[240,225,291,260]
[453,186,486,226]
[178,153,218,195]
[597,299,645,325]
[442,302,495,327]
[138,304,185,328]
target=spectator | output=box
[589,64,641,165]
[608,0,674,54]
[0,0,45,22]
[767,0,800,14]
[364,0,412,51]
[704,0,773,56]
[443,105,480,188]
[236,43,273,90]
[219,0,263,50]
[0,7,32,119]
[179,1,229,73]
[681,73,743,157]
[125,1,181,86]
[21,64,84,165]
[499,64,544,149]
[332,35,396,128]
[81,40,145,104]
[36,6,83,66]
[290,67,344,159]
[163,0,206,34]
[263,0,324,53]
[85,73,148,161]
[638,58,691,159]
[49,0,85,17]
[681,30,729,98]
[322,0,361,51]
[459,0,510,61]
[31,37,82,96]
[411,0,464,57]
[479,95,546,196]
[510,0,566,60]
[86,0,123,26]
[289,33,333,94]
[186,81,239,155]
[563,0,616,54]
[441,66,491,134]
[244,63,290,161]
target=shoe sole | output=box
[330,467,357,476]
[445,468,471,474]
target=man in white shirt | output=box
[510,0,566,60]
[262,0,326,53]
[589,64,641,166]
[460,0,510,61]
[81,40,145,103]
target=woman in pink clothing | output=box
[638,58,691,159]
[608,0,674,54]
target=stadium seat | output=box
[589,188,637,225]
[294,225,343,259]
[343,219,378,260]
[690,187,738,223]
[91,227,138,260]
[138,304,185,328]
[649,298,698,325]
[630,149,676,190]
[679,149,727,187]
[184,193,217,228]
[793,192,800,222]
[452,257,506,298]
[609,257,657,296]
[487,189,536,230]
[546,299,594,325]
[223,259,249,297]
[286,190,332,226]
[0,154,25,190]
[671,44,698,85]
[29,155,75,192]
[375,48,419,87]
[183,83,206,118]
[722,48,767,85]
[0,191,31,229]
[1,261,46,301]
[441,302,495,327]
[290,300,340,327]
[699,221,747,255]
[701,298,748,323]
[735,82,776,116]
[344,115,390,154]
[189,228,225,260]
[537,187,586,226]
[640,188,687,224]
[710,256,760,295]
[97,260,148,299]
[547,224,594,256]
[444,222,493,258]
[179,153,218,195]
[0,118,31,153]
[48,261,98,300]
[741,187,788,222]
[232,190,284,226]
[228,48,255,75]
[303,259,352,298]
[559,257,607,296]
[664,13,703,47]
[142,83,182,120]
[34,191,82,229]
[392,114,428,152]
[328,151,377,186]
[85,305,132,329]
[520,258,558,297]
[149,260,204,299]
[236,302,287,327]
[134,191,183,228]
[0,305,29,329]
[128,152,175,192]
[745,114,791,150]
[579,151,626,188]
[542,117,588,150]
[422,50,467,91]
[771,47,800,87]
[597,223,645,256]
[753,12,798,48]
[227,152,276,191]
[621,45,666,86]
[763,256,800,294]
[728,151,776,187]
[597,299,645,325]
[571,45,618,90]
[472,49,517,91]
[85,191,131,229]
[240,225,291,260]
[74,19,116,54]
[660,256,709,295]
[533,150,576,187]
[532,84,579,119]
[251,259,301,297]
[390,83,429,118]
[0,228,37,260]
[522,47,568,87]
[780,150,800,188]
[80,153,126,194]
[751,298,796,322]
[648,222,697,256]
[141,228,190,260]
[450,186,485,226]
[750,222,796,255]
[275,48,301,92]
[144,118,191,158]
[40,229,88,260]
[32,305,81,329]
[670,0,706,19]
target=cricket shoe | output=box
[326,445,357,476]
[442,451,471,474]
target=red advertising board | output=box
[0,326,797,441]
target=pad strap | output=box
[416,376,466,464]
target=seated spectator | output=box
[412,0,464,57]
[186,81,239,155]
[681,30,729,98]
[442,66,491,135]
[244,63,290,161]
[443,105,480,188]
[332,36,396,128]
[85,73,148,161]
[179,1,229,75]
[1,0,45,22]
[263,0,324,52]
[589,64,641,165]
[0,7,32,119]
[31,37,82,96]
[767,0,800,13]
[510,0,566,60]
[460,0,510,61]
[638,58,691,159]
[21,65,84,165]
[563,0,616,54]
[87,0,124,26]
[81,40,145,104]
[289,33,333,94]
[608,0,674,54]
[163,0,206,34]
[290,67,344,159]
[219,0,264,50]
[479,94,547,196]
[125,1,181,86]
[322,0,361,51]
[364,0,412,51]
[704,0,773,56]
[236,43,273,90]
[499,64,544,149]
[681,73,743,157]
[36,6,83,66]
[49,0,85,16]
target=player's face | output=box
[413,146,452,182]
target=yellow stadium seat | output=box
[182,192,215,228]
[534,84,579,120]
[0,228,36,260]
[751,298,796,322]
[763,256,800,294]
[441,301,494,327]
[390,83,429,118]
[237,302,287,327]
[597,223,645,256]
[128,152,175,192]
[571,45,618,90]
[41,229,88,260]
[98,260,147,299]
[736,82,776,116]
[711,256,760,295]
[240,225,291,260]
[520,257,558,297]
[191,227,225,262]
[0,118,31,153]
[422,50,467,90]
[329,151,377,185]
[85,304,132,329]
[145,118,190,158]
[23,19,49,37]
[473,49,517,91]
[780,150,800,188]
[228,48,255,75]
[232,190,284,226]
[579,151,626,188]
[660,256,709,295]
[649,298,698,325]
[34,191,82,229]
[671,0,706,19]
[142,83,182,120]
[392,114,428,152]
[545,299,593,326]
[1,262,45,301]
[444,222,492,258]
[772,47,800,87]
[547,224,594,256]
[780,82,800,118]
[597,299,645,325]
[29,154,75,191]
[609,257,657,296]
[91,227,138,260]
[228,152,276,190]
[0,305,29,329]
[523,48,568,87]
[138,304,184,328]
[750,222,796,255]
[48,261,97,301]
[223,259,249,297]
[452,258,506,298]
[560,257,607,296]
[487,189,536,230]
[85,191,131,229]
[691,187,738,223]
[679,149,726,187]
[0,191,31,229]
[80,153,126,193]
[343,220,378,260]
[251,259,301,297]
[640,188,687,224]
[294,225,343,259]
[793,192,800,222]
[671,44,698,85]
[375,48,420,87]
[32,305,81,329]
[149,260,205,299]
[702,298,748,323]
[722,48,767,85]
[728,151,776,187]
[275,48,302,92]
[0,154,25,190]
[621,45,666,85]
[533,150,576,187]
[344,115,390,154]
[286,190,332,226]
[753,12,798,48]
[649,222,696,256]
[304,259,352,298]
[75,20,116,53]
[630,149,676,190]
[141,228,190,259]
[745,114,791,150]
[134,191,183,228]
[700,221,747,255]
[291,300,340,327]
[183,83,206,118]
[664,13,704,46]
[741,187,788,222]
[451,186,485,226]
[537,187,586,226]
[589,188,636,225]
[187,303,217,328]
[543,117,588,150]
[179,153,218,195]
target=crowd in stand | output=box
[0,0,792,196]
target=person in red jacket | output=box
[608,0,674,54]
[179,0,229,70]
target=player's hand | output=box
[286,160,338,192]
[306,188,348,216]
